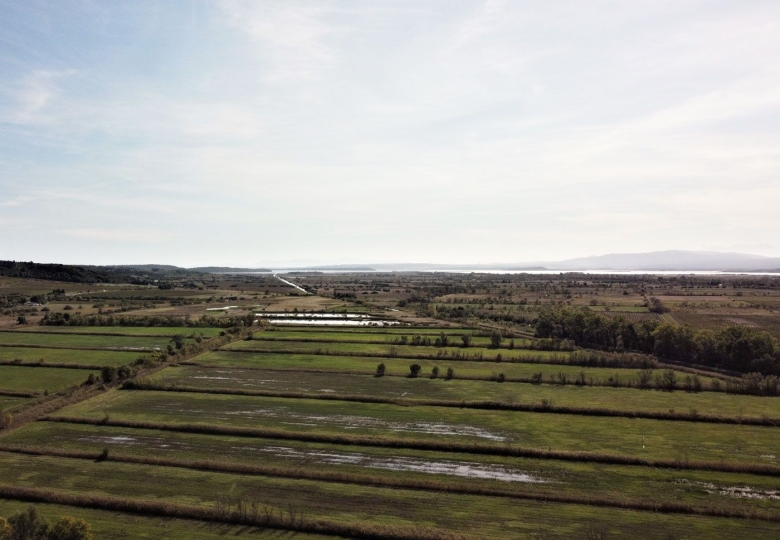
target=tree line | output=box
[535,307,780,375]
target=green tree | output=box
[490,331,503,349]
[100,366,117,383]
[6,507,50,540]
[48,516,92,540]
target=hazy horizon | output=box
[2,1,779,266]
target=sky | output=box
[1,0,779,267]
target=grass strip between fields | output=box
[40,416,780,477]
[0,484,467,540]
[122,381,780,427]
[0,444,776,522]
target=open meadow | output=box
[1,272,779,538]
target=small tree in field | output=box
[431,366,440,379]
[49,516,93,540]
[100,366,117,383]
[490,331,503,349]
[409,364,422,377]
[375,363,386,377]
[461,335,472,348]
[445,367,454,380]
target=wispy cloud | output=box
[219,0,335,80]
[0,195,35,207]
[3,69,77,125]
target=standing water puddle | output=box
[676,479,780,500]
[244,446,545,483]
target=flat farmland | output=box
[226,338,564,360]
[674,312,780,338]
[12,326,225,338]
[0,346,142,366]
[53,390,780,465]
[194,351,720,387]
[147,365,780,420]
[0,332,180,350]
[0,451,775,540]
[0,365,97,394]
[2,273,780,539]
[5,422,780,518]
[255,329,530,348]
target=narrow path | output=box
[274,274,308,294]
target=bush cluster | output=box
[0,507,92,540]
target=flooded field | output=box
[54,390,780,464]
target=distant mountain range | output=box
[3,251,779,284]
[544,250,780,272]
[268,251,780,273]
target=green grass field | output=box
[0,347,142,366]
[1,314,779,539]
[0,451,776,539]
[0,365,97,394]
[193,351,719,387]
[147,365,780,419]
[4,422,780,517]
[11,326,224,337]
[0,332,180,350]
[0,396,28,410]
[256,328,528,348]
[54,390,780,465]
[227,338,559,360]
